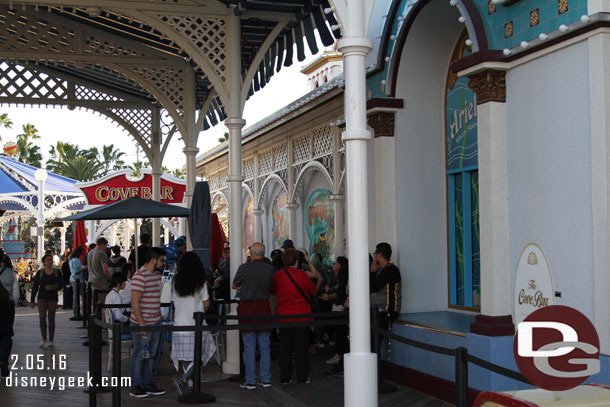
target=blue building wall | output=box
[388,323,610,391]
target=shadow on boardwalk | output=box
[1,306,454,407]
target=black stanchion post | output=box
[80,283,90,329]
[371,306,397,394]
[112,322,122,407]
[178,312,215,404]
[87,315,97,406]
[455,347,468,407]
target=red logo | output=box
[513,305,600,391]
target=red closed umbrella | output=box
[72,220,88,262]
[209,213,226,272]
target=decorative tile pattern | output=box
[530,8,540,27]
[559,0,568,14]
[488,0,496,15]
[504,21,514,38]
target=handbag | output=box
[283,268,320,311]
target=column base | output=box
[469,314,514,336]
[344,352,378,407]
[222,361,240,375]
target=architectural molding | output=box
[467,70,506,104]
[367,111,396,138]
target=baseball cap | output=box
[175,236,186,246]
[282,239,294,249]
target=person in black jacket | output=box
[61,249,72,309]
[322,256,349,378]
[370,242,402,334]
[30,254,65,348]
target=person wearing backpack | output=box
[0,248,19,377]
[30,254,65,348]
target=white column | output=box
[109,224,116,247]
[164,226,170,245]
[338,25,377,407]
[286,202,298,241]
[60,226,66,255]
[223,13,245,376]
[36,177,45,263]
[588,32,610,354]
[253,209,263,243]
[470,71,511,317]
[151,108,162,247]
[122,219,130,250]
[331,195,345,257]
[87,220,95,245]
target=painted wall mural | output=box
[243,197,255,250]
[305,188,334,266]
[271,190,289,250]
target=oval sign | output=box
[513,243,555,326]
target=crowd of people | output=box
[0,235,402,401]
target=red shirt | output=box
[270,267,316,322]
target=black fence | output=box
[85,295,529,407]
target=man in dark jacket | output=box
[370,242,402,332]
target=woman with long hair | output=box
[69,246,87,319]
[322,256,349,377]
[30,254,65,347]
[170,252,215,396]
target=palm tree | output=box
[18,123,40,142]
[129,161,148,178]
[47,141,80,173]
[0,113,12,132]
[100,144,126,174]
[171,168,185,179]
[59,155,104,181]
[16,137,42,167]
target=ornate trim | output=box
[367,111,395,138]
[467,70,506,104]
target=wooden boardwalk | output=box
[1,306,453,407]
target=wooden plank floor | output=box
[1,306,454,407]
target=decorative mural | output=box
[305,188,334,266]
[243,197,255,250]
[271,190,289,250]
[446,33,480,309]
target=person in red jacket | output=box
[270,248,321,385]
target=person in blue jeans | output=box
[233,242,275,389]
[129,247,166,398]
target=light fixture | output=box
[34,168,48,182]
[559,24,569,32]
[385,56,391,62]
[503,48,512,56]
[449,0,458,5]
[538,33,549,40]
[465,39,473,46]
[459,16,466,23]
[520,41,529,48]
[580,15,591,23]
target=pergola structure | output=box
[0,1,376,405]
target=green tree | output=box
[218,132,229,143]
[171,168,185,179]
[16,136,42,167]
[100,144,126,174]
[58,155,104,181]
[18,123,40,142]
[129,160,149,178]
[0,113,13,132]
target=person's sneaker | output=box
[298,377,311,384]
[325,353,341,364]
[324,366,344,378]
[257,381,271,388]
[144,383,166,395]
[39,340,46,347]
[129,386,149,398]
[173,377,186,396]
[44,341,54,348]
[280,380,292,386]
[69,315,83,321]
[240,382,256,390]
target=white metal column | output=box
[338,8,377,405]
[224,13,246,376]
[151,108,162,247]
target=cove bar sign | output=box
[75,170,187,206]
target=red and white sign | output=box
[76,170,187,206]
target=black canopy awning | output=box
[61,197,190,221]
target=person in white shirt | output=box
[119,263,133,313]
[170,252,215,396]
[105,272,132,340]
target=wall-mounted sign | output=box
[76,170,186,206]
[513,243,555,326]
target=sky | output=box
[0,49,319,172]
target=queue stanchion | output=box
[455,347,468,407]
[178,312,215,404]
[87,314,97,406]
[111,322,122,407]
[94,303,111,392]
[79,282,90,331]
